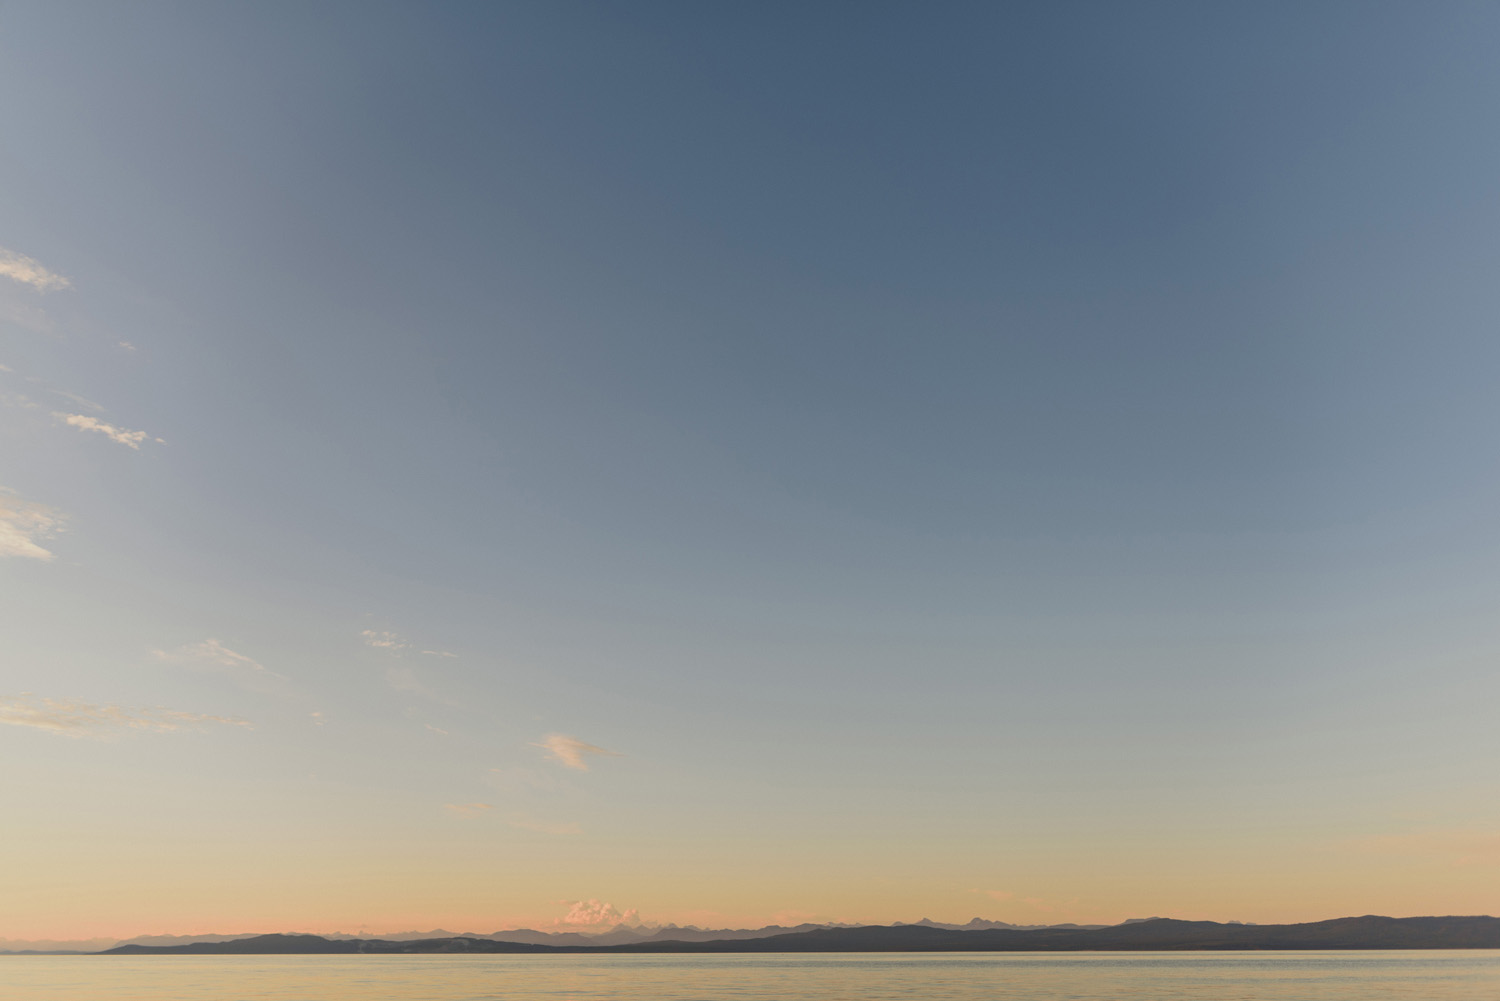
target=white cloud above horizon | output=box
[555,899,640,928]
[0,694,250,739]
[55,412,159,449]
[0,246,71,292]
[532,733,621,771]
[0,489,65,561]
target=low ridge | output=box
[99,916,1500,955]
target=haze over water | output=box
[6,953,1500,1001]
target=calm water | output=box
[3,952,1499,1000]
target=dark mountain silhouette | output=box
[0,920,1068,954]
[897,917,1107,931]
[478,922,845,946]
[100,915,1500,954]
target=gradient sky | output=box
[3,1,1500,941]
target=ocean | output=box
[4,951,1499,1000]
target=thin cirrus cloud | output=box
[386,666,459,709]
[532,733,622,771]
[54,412,160,449]
[0,246,71,292]
[0,694,250,739]
[364,629,456,659]
[370,627,459,706]
[386,666,432,696]
[0,488,64,561]
[444,802,493,818]
[154,638,267,672]
[0,389,39,412]
[51,389,104,412]
[0,297,56,334]
[152,639,294,698]
[361,629,408,651]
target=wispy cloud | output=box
[155,638,266,672]
[152,639,293,697]
[531,733,621,771]
[310,711,327,726]
[0,694,250,738]
[444,802,493,818]
[386,665,427,694]
[51,389,103,412]
[383,655,462,709]
[361,629,408,651]
[0,247,70,292]
[55,412,160,449]
[364,627,457,660]
[424,722,450,736]
[0,296,54,333]
[0,489,65,561]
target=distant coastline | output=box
[78,916,1500,954]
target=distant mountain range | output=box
[0,917,1091,954]
[84,916,1500,954]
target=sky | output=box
[2,0,1500,941]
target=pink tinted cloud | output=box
[531,733,621,771]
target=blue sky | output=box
[3,1,1500,937]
